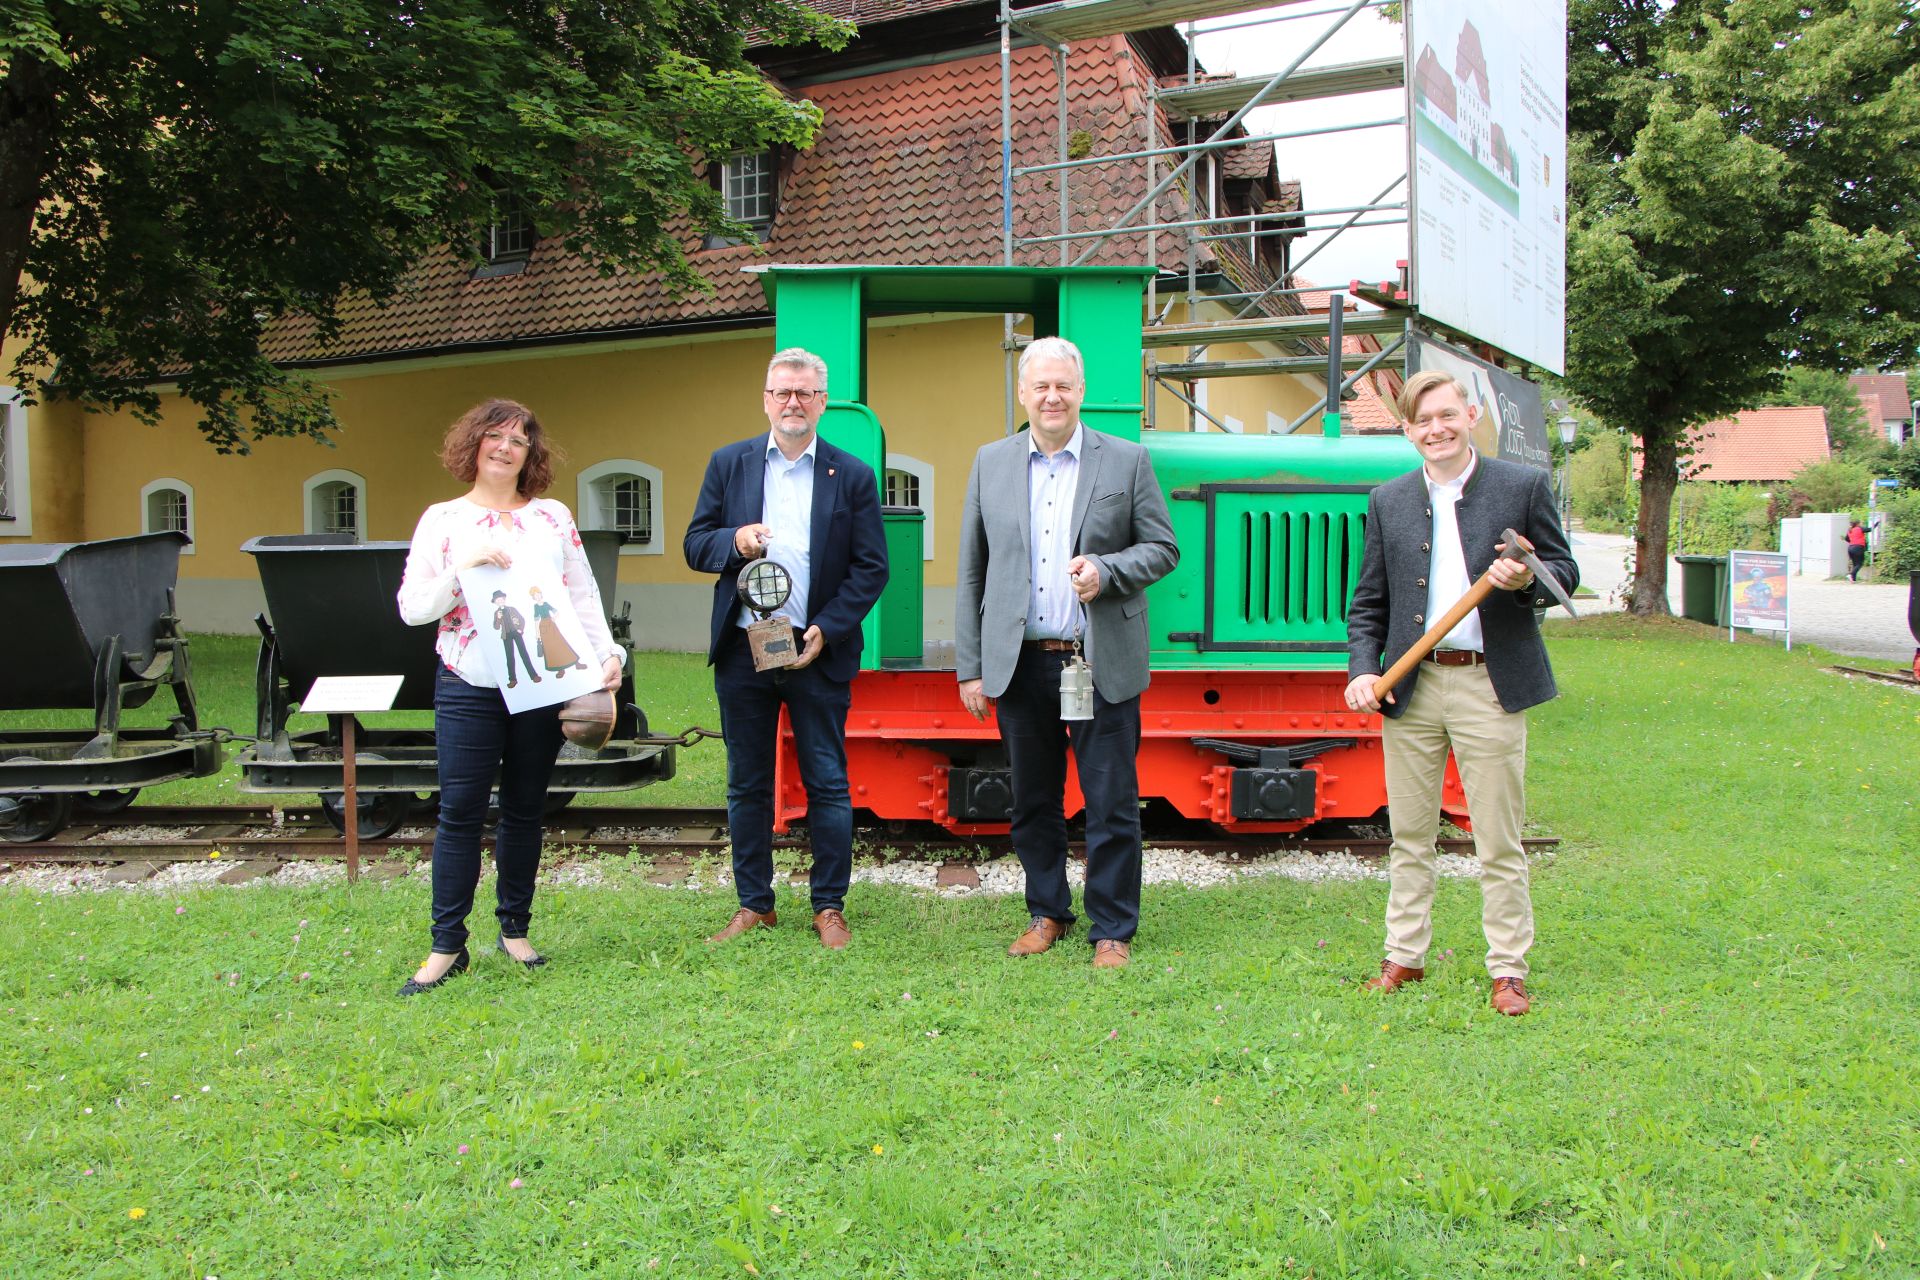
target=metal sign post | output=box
[302,676,405,881]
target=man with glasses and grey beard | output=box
[684,348,888,950]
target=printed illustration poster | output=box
[1408,0,1567,373]
[1727,550,1790,634]
[457,562,602,713]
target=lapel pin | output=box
[828,468,836,476]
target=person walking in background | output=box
[396,399,623,995]
[683,348,888,951]
[1846,519,1867,582]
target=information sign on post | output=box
[1727,551,1790,650]
[302,676,404,881]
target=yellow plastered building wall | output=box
[24,309,1341,648]
[0,333,88,543]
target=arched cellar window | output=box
[577,459,664,555]
[303,469,367,541]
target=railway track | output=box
[1828,664,1920,689]
[0,803,1558,870]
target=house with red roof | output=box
[1849,373,1914,445]
[1677,407,1831,482]
[7,0,1413,643]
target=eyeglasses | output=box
[764,388,825,403]
[481,429,532,449]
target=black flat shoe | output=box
[497,937,548,968]
[397,946,469,996]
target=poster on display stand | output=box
[1727,550,1790,650]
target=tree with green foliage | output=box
[1784,459,1874,516]
[0,0,847,451]
[1564,0,1920,613]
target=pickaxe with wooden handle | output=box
[1369,527,1577,703]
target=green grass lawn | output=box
[2,618,1916,1277]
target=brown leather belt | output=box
[1427,649,1485,667]
[1024,638,1076,653]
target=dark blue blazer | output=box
[683,434,889,685]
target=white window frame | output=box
[0,387,30,537]
[303,468,368,541]
[139,477,195,553]
[722,150,776,228]
[577,459,665,557]
[883,452,935,561]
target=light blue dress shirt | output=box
[738,431,815,630]
[1026,424,1083,641]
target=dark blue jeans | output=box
[713,628,854,914]
[429,667,564,953]
[995,645,1144,943]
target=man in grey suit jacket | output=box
[955,336,1178,969]
[1344,369,1578,1016]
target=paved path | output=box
[1568,529,1917,662]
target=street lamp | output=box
[1557,413,1578,526]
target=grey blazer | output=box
[956,427,1178,702]
[1346,454,1578,717]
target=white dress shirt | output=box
[738,431,816,630]
[1025,424,1084,641]
[1423,448,1484,652]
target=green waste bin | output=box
[1675,554,1728,626]
[879,506,925,663]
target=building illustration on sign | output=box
[1413,21,1520,209]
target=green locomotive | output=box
[756,263,1451,834]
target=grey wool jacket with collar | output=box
[1346,453,1579,717]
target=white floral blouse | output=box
[397,496,624,689]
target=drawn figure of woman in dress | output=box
[528,585,588,673]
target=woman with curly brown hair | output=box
[394,399,623,995]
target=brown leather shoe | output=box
[1364,958,1426,993]
[1007,916,1070,956]
[812,908,850,951]
[707,907,776,944]
[1091,939,1131,969]
[1490,976,1531,1016]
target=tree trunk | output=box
[1631,427,1679,615]
[0,54,58,347]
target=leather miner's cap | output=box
[558,690,615,750]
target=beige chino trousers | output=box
[1381,661,1533,979]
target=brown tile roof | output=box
[1679,407,1830,482]
[1221,139,1275,181]
[1855,388,1884,429]
[1850,373,1912,421]
[260,39,1205,367]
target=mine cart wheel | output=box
[409,792,441,817]
[1,793,76,843]
[75,789,140,816]
[543,791,577,817]
[318,790,410,841]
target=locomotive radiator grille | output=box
[1200,486,1372,651]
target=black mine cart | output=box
[237,533,674,838]
[0,532,223,841]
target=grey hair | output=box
[767,347,829,388]
[1018,336,1085,385]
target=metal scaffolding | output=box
[999,0,1420,434]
